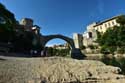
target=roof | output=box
[94,14,123,27]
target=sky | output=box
[1,0,125,46]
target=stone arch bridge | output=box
[40,34,85,59]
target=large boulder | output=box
[0,56,125,83]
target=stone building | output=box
[20,18,33,30]
[32,25,40,35]
[73,33,83,48]
[53,43,69,50]
[73,15,122,48]
[82,32,94,47]
[87,15,120,33]
[20,18,40,34]
[20,18,33,27]
[84,15,121,46]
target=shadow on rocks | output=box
[0,58,6,61]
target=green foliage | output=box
[101,56,120,67]
[80,45,86,50]
[96,30,102,43]
[101,56,125,74]
[100,45,110,54]
[13,31,34,51]
[0,3,16,28]
[47,47,70,57]
[117,15,125,25]
[88,45,97,49]
[47,47,54,56]
[0,3,43,53]
[0,3,16,24]
[97,15,125,54]
[117,47,125,54]
[0,3,17,42]
[118,58,125,74]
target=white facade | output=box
[83,15,121,46]
[73,15,122,48]
[83,31,90,39]
[87,16,120,33]
[94,19,119,33]
[87,22,97,32]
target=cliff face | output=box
[0,56,125,83]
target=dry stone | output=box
[0,56,125,83]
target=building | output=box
[53,44,69,49]
[87,15,120,33]
[32,25,40,34]
[19,18,41,34]
[82,32,93,46]
[73,15,122,48]
[85,15,121,46]
[20,18,33,27]
[73,33,83,48]
[47,43,69,50]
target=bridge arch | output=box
[40,34,85,59]
[41,34,75,49]
[45,39,71,49]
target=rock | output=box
[0,56,125,83]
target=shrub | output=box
[100,45,110,54]
[88,45,96,49]
[117,47,125,54]
[80,45,86,50]
[101,56,125,74]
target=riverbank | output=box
[0,55,125,83]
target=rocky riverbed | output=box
[0,56,125,83]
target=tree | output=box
[117,15,125,25]
[0,3,17,42]
[0,3,43,54]
[97,15,125,54]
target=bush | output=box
[96,15,125,54]
[80,45,86,50]
[100,45,117,54]
[101,56,125,74]
[117,47,125,54]
[47,47,70,57]
[88,45,96,49]
[100,45,110,54]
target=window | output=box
[100,26,102,29]
[88,32,92,38]
[105,24,107,27]
[112,21,115,25]
[108,22,111,27]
